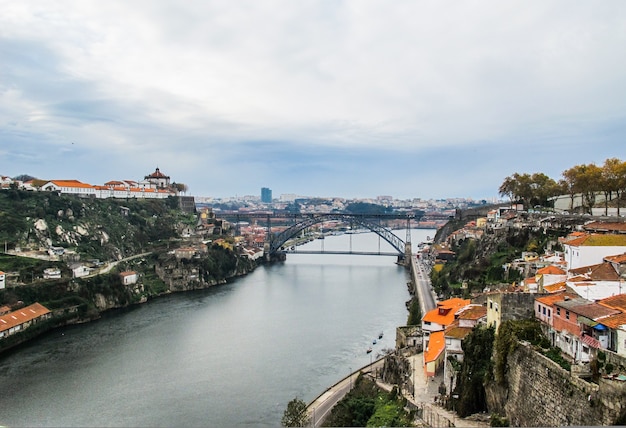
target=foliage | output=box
[493,319,547,385]
[453,325,495,417]
[281,397,309,427]
[321,374,411,427]
[490,413,510,427]
[406,297,421,325]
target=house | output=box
[486,291,538,332]
[562,233,626,270]
[598,294,626,357]
[552,297,619,362]
[535,291,578,344]
[0,303,51,340]
[43,268,61,279]
[0,271,5,289]
[174,247,196,260]
[69,263,91,278]
[424,330,445,377]
[443,304,487,390]
[40,179,96,197]
[566,261,624,301]
[120,271,138,285]
[422,298,471,338]
[536,265,567,293]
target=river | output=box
[0,229,435,427]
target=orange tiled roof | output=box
[598,294,626,312]
[543,282,567,293]
[583,222,626,233]
[48,180,94,189]
[536,291,578,306]
[456,305,487,320]
[605,253,626,264]
[568,263,620,281]
[424,331,445,363]
[599,313,626,329]
[0,303,50,333]
[537,265,566,275]
[422,298,471,325]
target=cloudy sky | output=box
[1,1,625,200]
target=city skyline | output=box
[1,1,625,201]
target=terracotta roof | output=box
[598,294,626,312]
[119,271,137,277]
[422,298,471,326]
[444,324,473,340]
[48,180,94,189]
[146,167,169,178]
[564,234,626,247]
[456,304,487,320]
[424,331,445,363]
[605,253,626,264]
[537,265,566,275]
[543,282,567,293]
[571,302,620,321]
[568,262,620,281]
[0,303,51,333]
[583,222,626,233]
[599,313,626,329]
[536,291,578,306]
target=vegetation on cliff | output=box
[320,374,412,427]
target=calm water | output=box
[0,229,434,427]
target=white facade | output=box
[564,244,626,270]
[0,271,5,289]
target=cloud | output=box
[1,1,625,199]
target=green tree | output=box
[281,397,309,427]
[601,158,626,216]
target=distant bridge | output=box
[220,212,452,262]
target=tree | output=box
[281,397,309,427]
[601,158,626,216]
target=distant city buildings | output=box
[261,187,272,203]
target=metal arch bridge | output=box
[270,213,410,257]
[221,212,445,261]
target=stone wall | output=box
[489,342,626,426]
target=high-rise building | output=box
[261,187,272,203]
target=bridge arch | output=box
[269,214,407,258]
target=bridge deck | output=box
[283,250,399,256]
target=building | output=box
[261,187,272,203]
[0,271,5,289]
[120,271,138,285]
[562,233,626,270]
[0,303,51,340]
[144,167,171,189]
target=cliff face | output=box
[486,343,626,426]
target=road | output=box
[411,255,436,314]
[306,359,385,427]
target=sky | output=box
[1,1,625,201]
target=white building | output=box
[563,234,626,270]
[0,271,5,289]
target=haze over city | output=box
[1,1,625,200]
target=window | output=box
[566,310,570,320]
[489,301,493,309]
[556,307,561,316]
[548,309,551,317]
[424,321,431,325]
[542,306,546,315]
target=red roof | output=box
[0,303,50,333]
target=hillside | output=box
[0,190,256,352]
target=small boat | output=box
[366,347,372,354]
[372,339,377,345]
[378,332,383,339]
